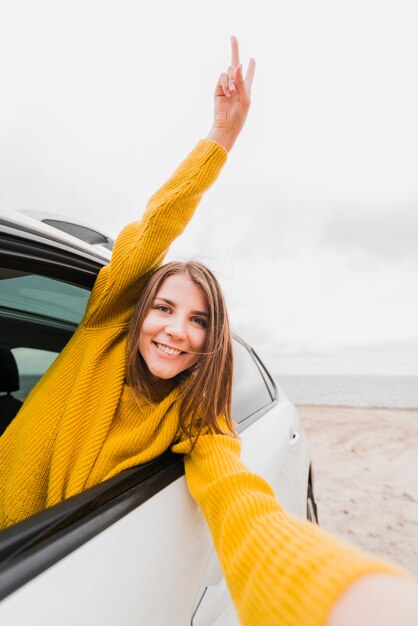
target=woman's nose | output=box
[165,319,187,339]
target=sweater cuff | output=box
[183,139,228,186]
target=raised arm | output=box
[85,37,255,327]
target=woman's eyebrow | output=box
[154,296,174,305]
[154,296,208,317]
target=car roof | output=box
[0,206,112,263]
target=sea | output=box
[276,375,418,409]
[16,374,418,410]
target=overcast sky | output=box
[1,0,417,375]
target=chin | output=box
[140,349,196,383]
[153,370,178,381]
[147,362,183,381]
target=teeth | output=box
[156,343,182,356]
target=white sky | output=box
[1,0,418,375]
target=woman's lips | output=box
[153,341,185,357]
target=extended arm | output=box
[172,432,413,626]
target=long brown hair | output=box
[126,261,235,444]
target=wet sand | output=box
[298,405,418,577]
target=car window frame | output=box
[0,226,105,289]
[232,337,278,430]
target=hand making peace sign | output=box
[207,36,256,152]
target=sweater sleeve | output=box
[172,432,404,626]
[85,140,227,327]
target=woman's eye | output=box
[192,317,207,328]
[156,305,170,313]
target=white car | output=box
[0,208,317,626]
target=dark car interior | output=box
[0,347,23,436]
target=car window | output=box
[0,268,91,401]
[232,340,273,423]
[0,270,90,324]
[12,347,59,402]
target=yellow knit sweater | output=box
[0,140,400,625]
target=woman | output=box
[1,37,417,626]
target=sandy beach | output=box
[299,405,418,577]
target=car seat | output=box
[0,347,23,436]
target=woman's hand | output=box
[206,36,256,153]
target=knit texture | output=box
[173,433,401,626]
[0,139,401,625]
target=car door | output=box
[0,462,214,625]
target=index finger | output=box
[231,35,240,67]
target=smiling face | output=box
[127,261,234,435]
[137,273,208,381]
